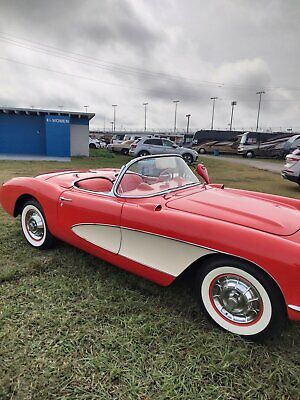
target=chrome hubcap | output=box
[25,209,44,241]
[211,274,262,324]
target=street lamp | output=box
[229,101,237,131]
[186,114,191,134]
[112,104,117,132]
[84,105,89,113]
[256,91,265,132]
[110,121,114,132]
[210,97,218,130]
[143,102,148,132]
[173,100,180,133]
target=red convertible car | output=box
[1,154,300,339]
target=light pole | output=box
[173,100,180,133]
[84,105,89,113]
[112,104,117,132]
[143,102,148,131]
[256,91,265,132]
[110,121,114,132]
[229,101,237,131]
[186,114,191,134]
[210,97,218,130]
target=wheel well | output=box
[14,194,38,217]
[180,253,287,312]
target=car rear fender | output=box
[0,177,64,236]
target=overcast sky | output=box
[0,0,299,132]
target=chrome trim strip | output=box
[112,154,200,199]
[288,305,300,312]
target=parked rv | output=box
[280,134,300,158]
[193,130,243,146]
[237,131,293,158]
[195,136,241,154]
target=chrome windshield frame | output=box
[112,154,200,199]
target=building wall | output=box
[0,114,45,155]
[70,122,89,156]
[45,116,70,157]
[0,113,91,158]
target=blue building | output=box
[0,107,95,160]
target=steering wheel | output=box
[158,169,173,182]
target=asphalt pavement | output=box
[201,155,283,174]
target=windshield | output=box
[116,156,199,197]
[240,133,248,144]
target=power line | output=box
[1,31,294,92]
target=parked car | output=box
[129,137,198,164]
[195,136,241,155]
[89,137,106,149]
[1,154,300,339]
[281,148,300,185]
[107,140,135,155]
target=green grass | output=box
[0,149,300,399]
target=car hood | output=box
[166,187,300,236]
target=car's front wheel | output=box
[199,148,206,154]
[21,200,55,249]
[196,256,286,340]
[182,153,194,164]
[138,150,150,157]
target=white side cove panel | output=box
[72,224,214,277]
[72,224,121,254]
[119,228,214,277]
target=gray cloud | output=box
[0,0,299,131]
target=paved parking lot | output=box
[201,155,283,174]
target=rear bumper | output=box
[281,171,299,183]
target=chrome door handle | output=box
[59,196,72,202]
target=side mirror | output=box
[196,164,210,184]
[172,144,177,148]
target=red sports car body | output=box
[1,154,299,339]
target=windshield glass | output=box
[116,156,199,197]
[240,133,248,144]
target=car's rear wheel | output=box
[138,150,150,157]
[182,153,193,164]
[121,148,129,155]
[89,143,96,149]
[246,151,255,158]
[196,256,286,340]
[199,148,206,154]
[21,200,55,249]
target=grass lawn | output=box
[0,149,300,400]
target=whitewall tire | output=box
[196,257,286,339]
[21,200,55,249]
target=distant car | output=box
[129,137,198,164]
[196,137,241,155]
[281,148,300,185]
[89,138,106,149]
[107,140,134,155]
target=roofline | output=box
[0,107,95,120]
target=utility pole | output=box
[173,100,180,133]
[229,101,237,131]
[256,91,265,151]
[210,97,218,130]
[110,121,114,132]
[186,114,191,134]
[143,102,148,131]
[84,105,89,113]
[112,104,117,132]
[256,91,265,132]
